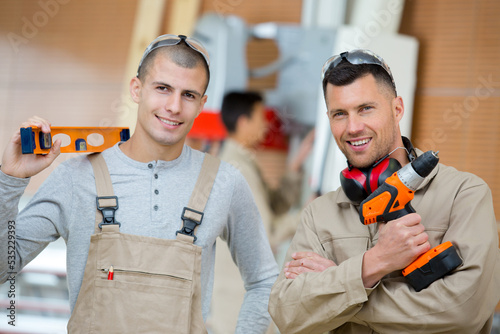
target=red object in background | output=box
[260,107,288,150]
[188,108,288,151]
[187,109,227,141]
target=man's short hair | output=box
[322,59,396,98]
[137,43,210,93]
[220,91,263,133]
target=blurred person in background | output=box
[209,91,313,334]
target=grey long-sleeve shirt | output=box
[0,143,279,333]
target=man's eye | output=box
[361,106,373,112]
[331,111,345,118]
[184,93,195,99]
[157,86,169,91]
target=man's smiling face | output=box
[130,53,207,160]
[325,73,404,168]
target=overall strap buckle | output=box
[96,196,121,229]
[176,207,203,242]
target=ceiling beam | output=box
[120,0,167,130]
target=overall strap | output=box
[176,153,220,243]
[88,153,120,234]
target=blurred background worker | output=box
[220,91,314,247]
[208,91,313,334]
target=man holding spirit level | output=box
[0,34,278,333]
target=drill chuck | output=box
[412,151,439,177]
[397,150,439,191]
[360,150,440,225]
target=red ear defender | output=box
[340,158,402,203]
[340,167,369,203]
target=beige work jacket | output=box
[219,139,302,244]
[269,154,500,333]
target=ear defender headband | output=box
[340,137,416,203]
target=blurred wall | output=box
[400,0,500,217]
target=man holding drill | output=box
[268,49,500,333]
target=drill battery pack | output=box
[402,241,463,292]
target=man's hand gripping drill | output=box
[360,151,462,291]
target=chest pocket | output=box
[322,236,370,265]
[413,192,449,247]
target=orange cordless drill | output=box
[359,150,462,291]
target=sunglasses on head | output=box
[137,34,210,77]
[321,49,396,94]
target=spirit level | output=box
[20,126,130,154]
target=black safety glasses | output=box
[137,34,210,77]
[321,49,396,94]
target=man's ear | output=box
[393,96,404,123]
[196,95,208,118]
[129,77,142,103]
[235,114,250,133]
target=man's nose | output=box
[346,114,364,134]
[166,93,182,114]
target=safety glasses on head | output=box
[321,49,396,94]
[136,34,210,77]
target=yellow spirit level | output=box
[21,126,130,154]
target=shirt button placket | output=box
[149,163,160,219]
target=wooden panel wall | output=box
[400,0,500,217]
[401,2,500,312]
